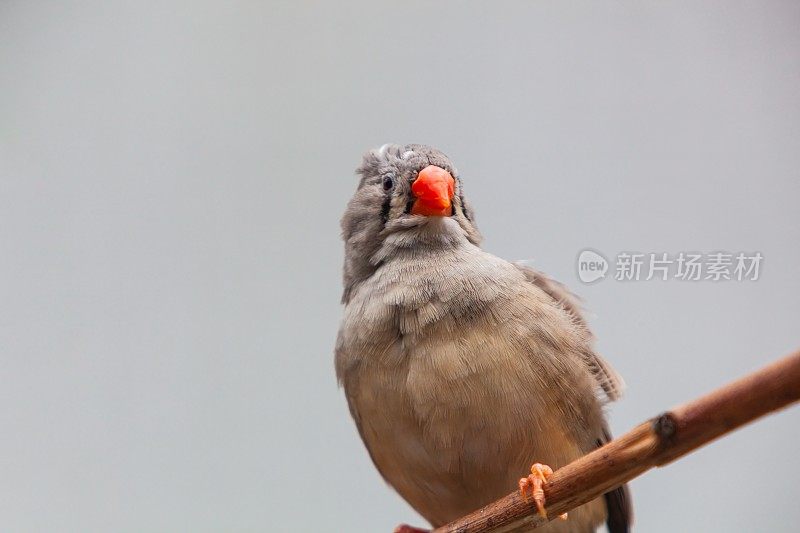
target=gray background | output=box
[1,1,798,532]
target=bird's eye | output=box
[382,175,394,191]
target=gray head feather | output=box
[340,144,482,303]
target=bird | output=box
[335,144,631,533]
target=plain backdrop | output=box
[1,1,799,532]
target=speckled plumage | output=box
[336,144,631,532]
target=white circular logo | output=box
[577,249,609,283]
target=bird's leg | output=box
[518,463,567,521]
[393,525,430,533]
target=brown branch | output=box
[433,348,800,533]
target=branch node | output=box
[652,412,677,441]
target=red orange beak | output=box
[410,165,455,217]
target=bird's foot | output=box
[393,524,430,533]
[518,463,567,521]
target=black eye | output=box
[382,175,394,191]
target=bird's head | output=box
[340,144,482,302]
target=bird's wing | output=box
[514,262,625,402]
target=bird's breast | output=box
[335,249,604,527]
[342,321,594,527]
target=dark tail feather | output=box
[604,482,632,533]
[599,426,633,533]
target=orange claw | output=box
[518,463,567,521]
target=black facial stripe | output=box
[380,192,392,225]
[459,189,470,220]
